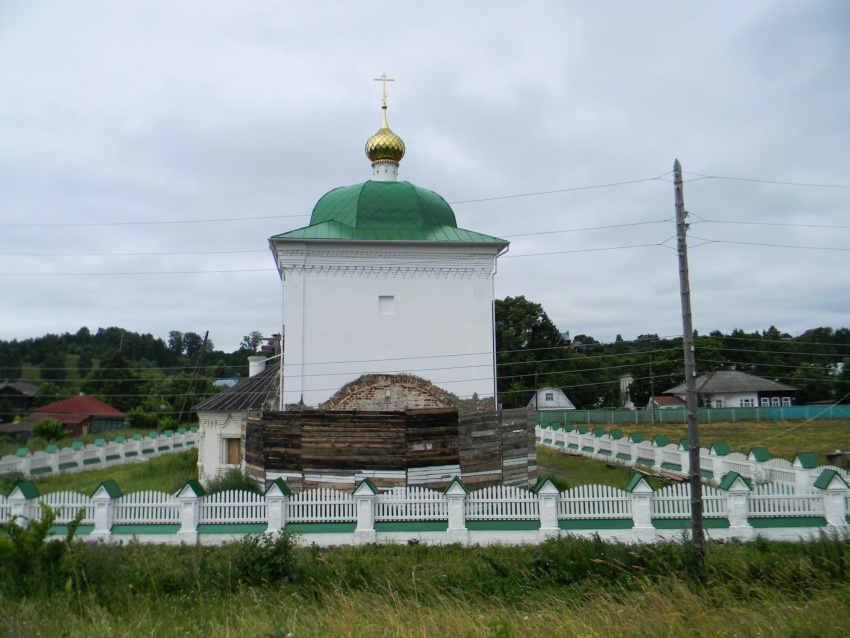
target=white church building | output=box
[269,83,509,407]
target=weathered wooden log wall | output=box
[246,407,534,491]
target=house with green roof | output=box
[269,84,508,407]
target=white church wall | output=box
[197,410,245,484]
[276,242,501,407]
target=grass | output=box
[554,419,850,464]
[642,419,849,463]
[1,449,199,496]
[2,531,850,637]
[5,584,850,637]
[536,445,664,490]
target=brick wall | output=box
[320,374,455,411]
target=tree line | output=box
[0,327,268,426]
[2,303,849,419]
[495,296,850,409]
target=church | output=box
[197,78,535,490]
[269,76,509,408]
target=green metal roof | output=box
[718,471,751,491]
[795,452,820,469]
[271,180,507,244]
[710,442,731,456]
[749,447,771,462]
[813,469,848,490]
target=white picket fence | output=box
[36,490,95,525]
[536,424,850,491]
[0,429,198,479]
[749,483,824,518]
[200,490,267,524]
[651,484,728,519]
[465,485,539,520]
[376,486,448,521]
[3,471,848,546]
[114,491,180,525]
[558,484,631,519]
[288,488,356,523]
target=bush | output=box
[31,418,67,442]
[204,467,261,494]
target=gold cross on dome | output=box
[373,72,395,107]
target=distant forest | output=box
[0,327,269,428]
[2,296,849,422]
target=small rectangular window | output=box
[781,397,791,406]
[545,392,554,402]
[760,398,770,407]
[379,295,394,315]
[225,438,241,465]
[771,397,780,407]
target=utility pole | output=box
[674,159,705,559]
[649,353,656,423]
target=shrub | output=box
[31,418,67,442]
[204,467,261,494]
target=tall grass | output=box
[2,519,849,636]
[4,577,850,637]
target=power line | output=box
[682,172,850,190]
[0,213,309,229]
[447,174,671,205]
[696,219,850,231]
[688,235,850,252]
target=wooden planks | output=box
[245,406,534,492]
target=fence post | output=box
[176,480,206,544]
[265,478,291,533]
[8,481,39,527]
[444,477,469,544]
[813,470,850,527]
[353,479,377,544]
[718,472,753,540]
[14,448,32,476]
[91,480,121,542]
[534,478,560,540]
[626,475,655,542]
[45,445,60,474]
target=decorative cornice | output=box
[281,264,491,279]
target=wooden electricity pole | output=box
[674,159,706,558]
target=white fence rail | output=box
[652,484,728,519]
[3,470,847,546]
[287,488,356,523]
[558,484,631,519]
[200,490,267,524]
[114,491,180,525]
[536,424,850,492]
[375,486,447,521]
[37,491,95,525]
[749,483,824,518]
[465,485,539,520]
[0,429,198,479]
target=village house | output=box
[663,369,798,408]
[527,387,576,411]
[14,395,125,438]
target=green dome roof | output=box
[310,181,457,231]
[310,181,457,230]
[270,180,507,244]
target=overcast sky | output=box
[1,1,848,353]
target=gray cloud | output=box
[0,1,847,352]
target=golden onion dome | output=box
[365,107,405,164]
